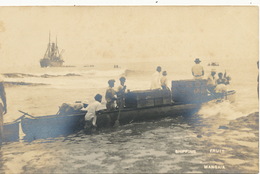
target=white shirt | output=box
[207,74,216,86]
[150,71,161,89]
[85,101,102,126]
[160,76,168,87]
[192,64,204,77]
[215,84,227,93]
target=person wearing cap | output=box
[192,58,204,79]
[150,66,162,90]
[0,75,6,146]
[116,77,127,109]
[84,94,103,134]
[105,79,117,111]
[207,69,217,93]
[160,71,169,90]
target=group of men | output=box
[192,58,230,94]
[84,76,126,133]
[84,58,232,133]
[150,66,169,90]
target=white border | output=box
[0,0,258,6]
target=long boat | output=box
[20,79,236,141]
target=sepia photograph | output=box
[0,5,258,173]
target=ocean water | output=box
[0,61,258,173]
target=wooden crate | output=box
[171,79,208,103]
[137,99,154,108]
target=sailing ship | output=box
[40,33,64,67]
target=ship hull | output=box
[40,58,63,67]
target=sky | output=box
[0,6,258,68]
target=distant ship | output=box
[40,33,64,68]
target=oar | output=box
[18,110,37,119]
[113,100,123,128]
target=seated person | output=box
[215,72,231,94]
[216,72,228,85]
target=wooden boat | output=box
[20,79,236,141]
[1,121,20,143]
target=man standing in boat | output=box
[160,71,169,90]
[0,75,7,146]
[105,79,117,111]
[84,94,103,134]
[150,66,162,90]
[192,58,204,79]
[116,77,126,109]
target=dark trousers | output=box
[84,119,96,134]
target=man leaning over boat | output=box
[84,94,103,134]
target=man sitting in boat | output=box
[84,94,103,134]
[160,71,169,90]
[215,72,231,94]
[150,66,162,90]
[105,79,117,111]
[192,58,204,79]
[116,77,127,109]
[207,69,217,93]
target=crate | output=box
[137,99,154,108]
[125,89,172,108]
[171,79,208,103]
[154,98,164,106]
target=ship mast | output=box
[48,31,51,58]
[56,36,59,56]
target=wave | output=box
[3,73,81,78]
[4,81,48,87]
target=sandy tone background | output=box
[0,6,258,68]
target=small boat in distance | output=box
[40,33,64,68]
[208,62,219,66]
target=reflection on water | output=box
[0,109,258,173]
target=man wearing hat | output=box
[192,58,204,79]
[105,79,117,111]
[116,77,127,109]
[0,75,6,146]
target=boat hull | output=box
[40,58,63,68]
[20,90,236,141]
[21,113,84,141]
[20,103,200,141]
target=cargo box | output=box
[171,79,208,103]
[125,89,172,108]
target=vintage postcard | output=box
[0,5,258,173]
